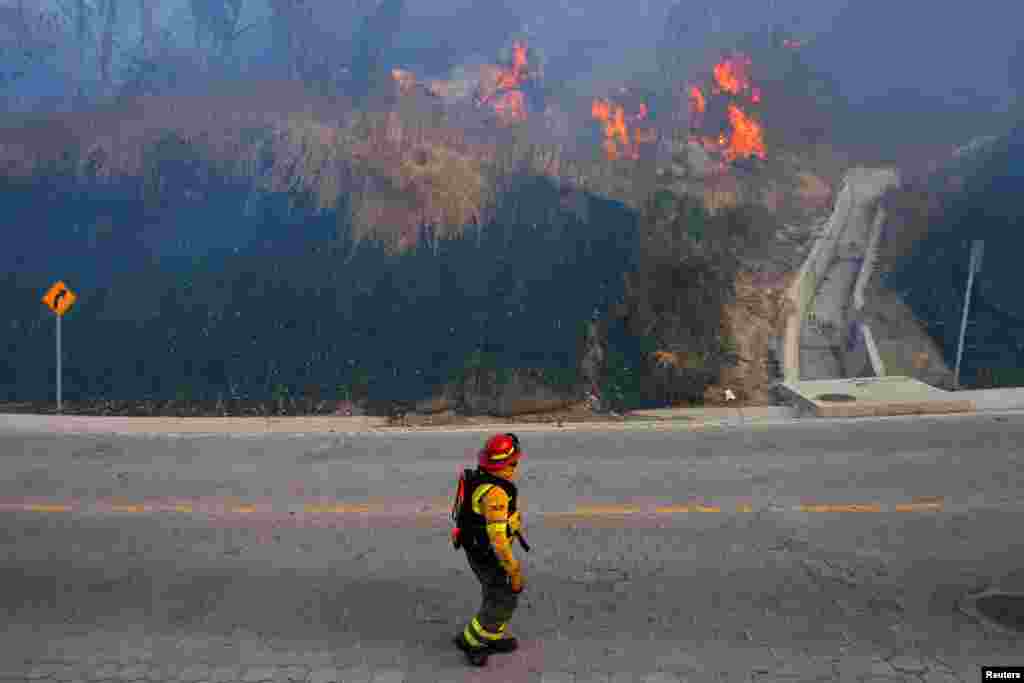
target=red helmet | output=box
[478,433,522,471]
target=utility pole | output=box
[954,240,984,389]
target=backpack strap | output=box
[470,482,498,515]
[475,471,517,500]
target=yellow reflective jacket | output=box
[471,482,519,573]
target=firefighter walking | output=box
[450,433,529,666]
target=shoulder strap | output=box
[471,482,497,515]
[478,471,517,500]
[473,471,517,504]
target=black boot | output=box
[486,636,519,653]
[453,635,489,666]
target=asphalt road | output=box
[2,412,1024,682]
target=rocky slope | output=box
[872,126,1023,388]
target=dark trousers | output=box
[460,547,518,648]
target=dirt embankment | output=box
[704,270,794,405]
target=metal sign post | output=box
[954,240,984,389]
[57,313,62,412]
[41,280,77,413]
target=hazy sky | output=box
[400,0,1022,107]
[21,0,1024,116]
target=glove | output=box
[507,559,524,593]
[508,511,522,535]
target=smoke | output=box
[350,0,407,100]
[394,0,1020,111]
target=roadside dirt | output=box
[0,398,626,428]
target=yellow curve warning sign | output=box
[42,281,76,316]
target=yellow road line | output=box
[895,502,944,512]
[571,505,641,515]
[800,503,881,513]
[654,505,721,513]
[26,504,71,513]
[5,499,952,517]
[304,504,371,514]
[110,504,147,513]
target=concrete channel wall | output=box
[843,206,889,377]
[782,168,900,384]
[782,175,856,383]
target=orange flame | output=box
[723,103,765,161]
[592,98,630,160]
[713,54,752,96]
[492,90,526,126]
[689,86,706,115]
[591,97,654,161]
[712,53,763,106]
[478,41,531,125]
[691,51,769,162]
[494,42,529,91]
[688,85,706,129]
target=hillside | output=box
[877,124,1024,389]
[0,28,872,417]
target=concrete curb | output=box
[0,409,797,436]
[7,398,1024,434]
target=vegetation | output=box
[883,123,1024,387]
[0,141,647,408]
[0,9,821,413]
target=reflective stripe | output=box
[489,446,515,460]
[471,617,504,641]
[471,484,495,515]
[462,625,484,649]
[485,521,509,530]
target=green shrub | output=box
[272,383,292,401]
[601,349,642,410]
[990,367,1024,388]
[540,366,578,391]
[651,189,677,216]
[638,335,659,356]
[449,349,506,386]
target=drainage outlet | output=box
[814,393,857,402]
[960,590,1024,635]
